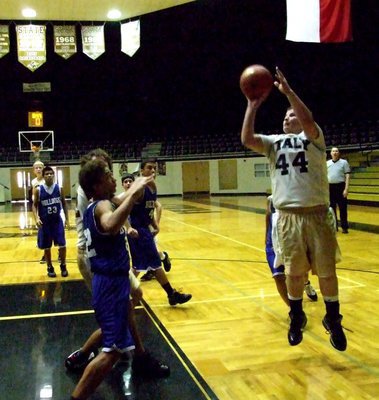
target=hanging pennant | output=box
[0,25,10,58]
[54,25,77,59]
[16,24,46,72]
[81,25,105,60]
[121,20,140,57]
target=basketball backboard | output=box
[18,130,54,152]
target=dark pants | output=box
[329,182,348,230]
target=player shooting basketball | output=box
[240,67,347,351]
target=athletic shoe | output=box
[40,255,46,264]
[288,311,307,346]
[342,229,348,234]
[162,251,172,272]
[304,281,318,301]
[65,348,99,372]
[132,352,170,378]
[168,290,192,306]
[60,264,69,277]
[140,270,155,281]
[322,314,347,351]
[47,265,56,278]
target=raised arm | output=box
[274,67,319,140]
[241,97,266,154]
[98,176,153,235]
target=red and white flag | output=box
[286,0,352,43]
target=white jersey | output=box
[76,185,88,249]
[31,177,45,202]
[31,177,44,188]
[260,128,329,209]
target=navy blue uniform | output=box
[84,201,133,352]
[128,186,161,272]
[37,184,66,249]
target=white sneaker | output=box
[304,281,318,301]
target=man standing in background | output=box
[327,147,351,233]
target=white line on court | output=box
[166,216,265,253]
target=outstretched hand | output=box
[274,67,292,96]
[133,175,154,190]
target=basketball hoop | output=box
[30,142,42,161]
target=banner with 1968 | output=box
[54,25,77,59]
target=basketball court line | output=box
[141,300,218,400]
[0,281,218,400]
[166,216,265,253]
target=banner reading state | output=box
[0,25,10,58]
[81,25,105,60]
[54,25,77,59]
[16,25,46,71]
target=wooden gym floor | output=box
[0,196,378,399]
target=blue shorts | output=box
[37,218,66,249]
[92,273,133,352]
[127,227,162,272]
[265,245,285,277]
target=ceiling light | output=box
[22,8,37,18]
[107,9,122,20]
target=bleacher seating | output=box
[347,150,379,205]
[349,166,379,204]
[1,120,379,166]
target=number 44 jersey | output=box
[260,129,329,209]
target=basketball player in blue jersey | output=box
[127,159,192,306]
[71,159,154,400]
[66,149,169,379]
[121,173,171,282]
[265,195,318,306]
[241,67,346,351]
[32,166,69,278]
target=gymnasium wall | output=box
[0,156,271,202]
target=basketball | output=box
[240,64,273,100]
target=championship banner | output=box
[0,25,10,58]
[286,0,352,43]
[54,25,77,59]
[81,25,105,60]
[16,25,46,72]
[121,20,140,57]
